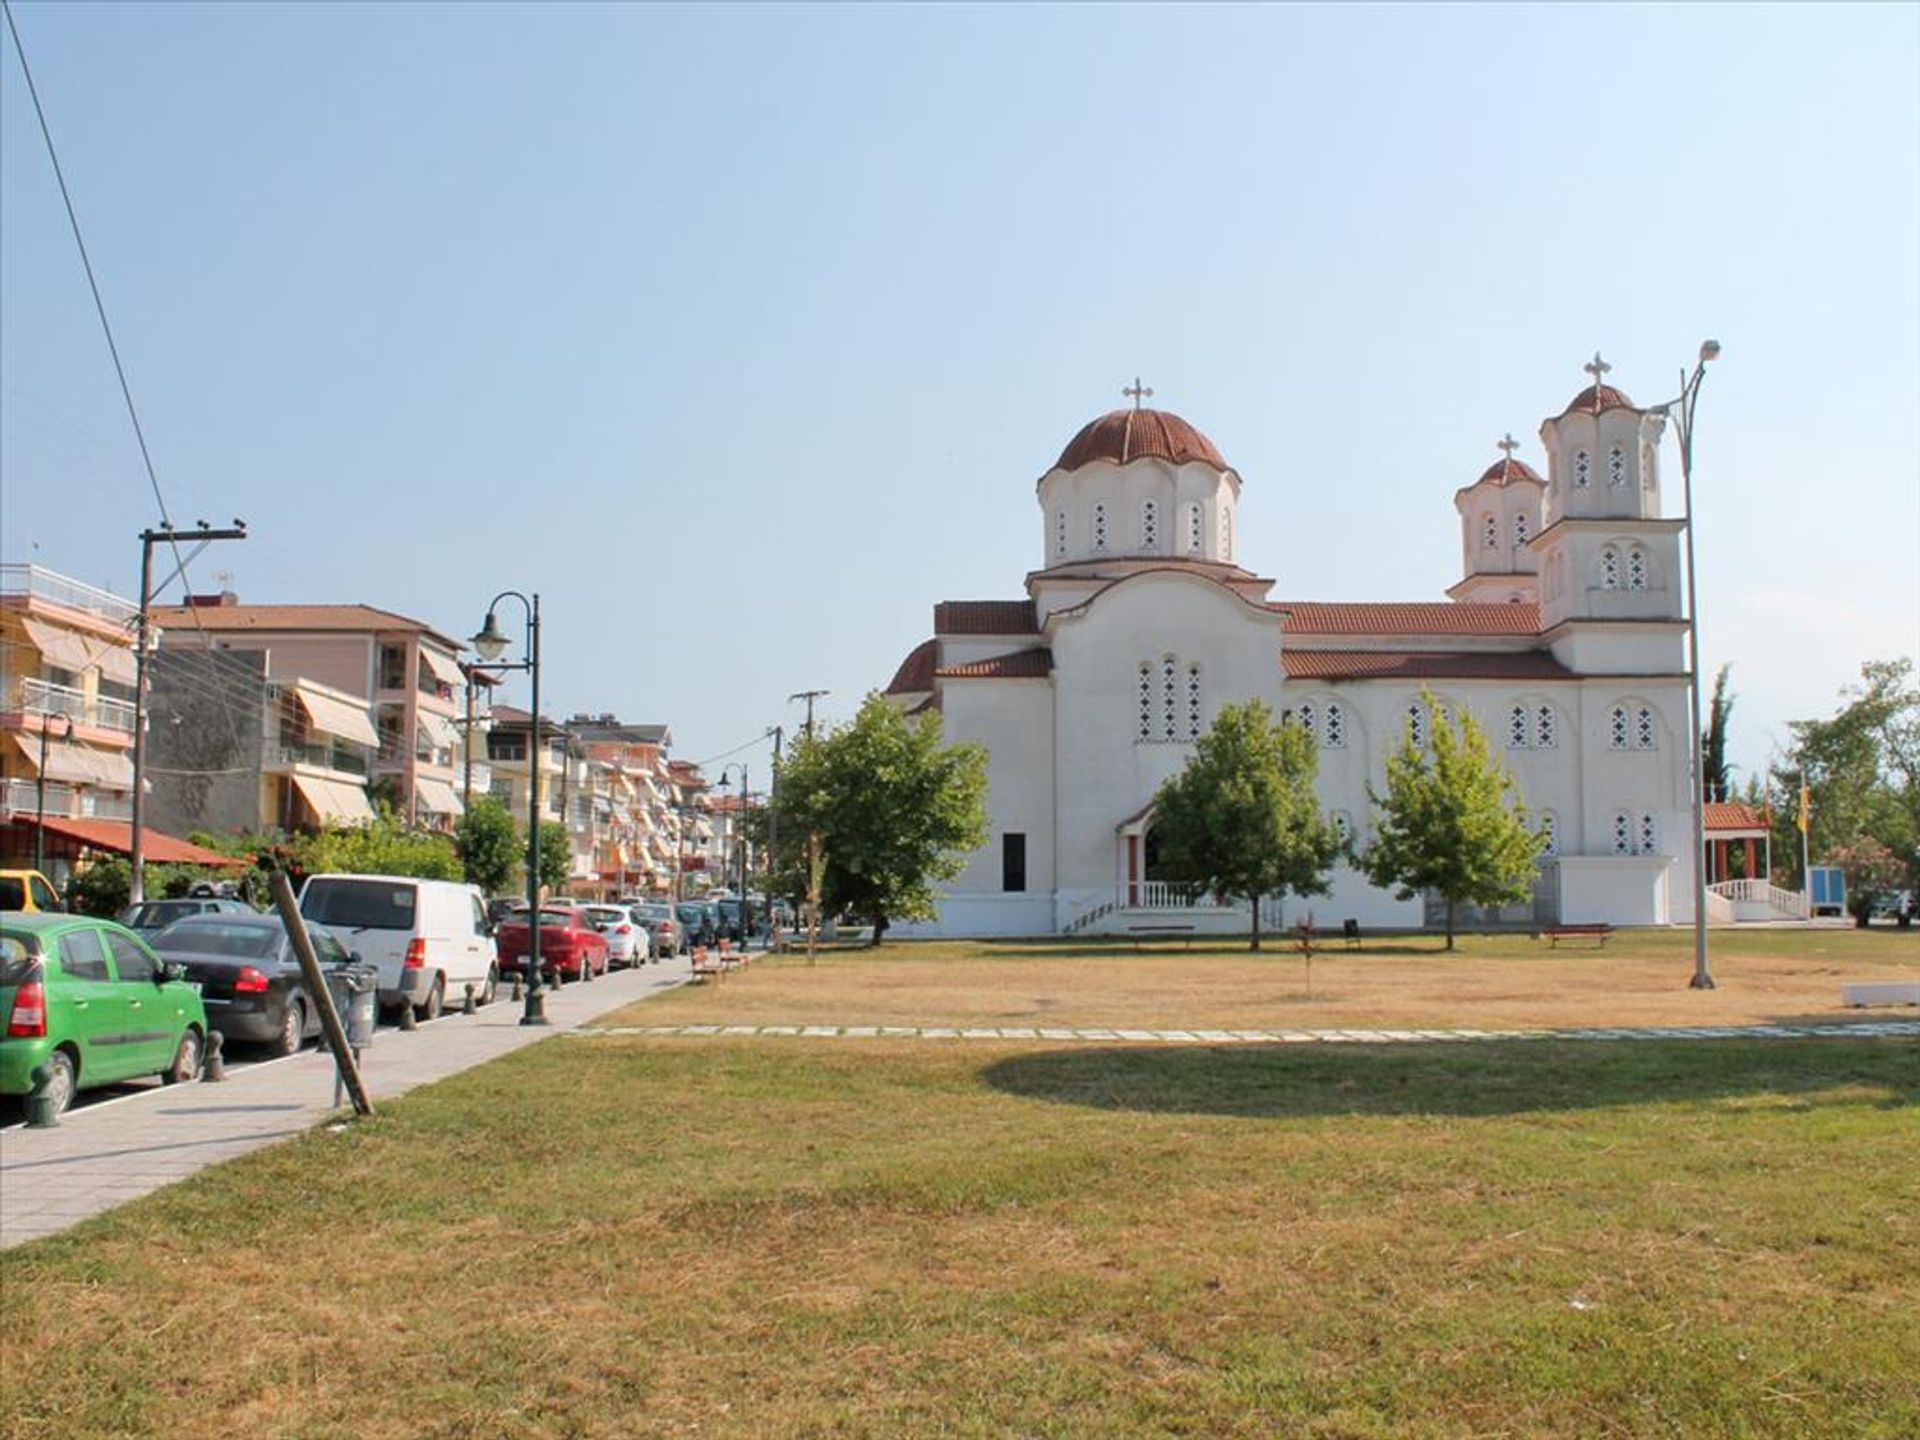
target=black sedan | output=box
[150,913,360,1057]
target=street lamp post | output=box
[33,712,72,876]
[1650,340,1721,991]
[470,592,548,1026]
[717,764,751,941]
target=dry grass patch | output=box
[605,928,1919,1032]
[2,1033,1915,1438]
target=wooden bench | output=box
[1127,922,1197,951]
[1539,924,1614,948]
[687,946,726,983]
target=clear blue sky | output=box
[4,2,1916,787]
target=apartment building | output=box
[566,715,677,898]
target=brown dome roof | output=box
[1559,383,1637,417]
[1476,455,1544,487]
[1053,408,1228,473]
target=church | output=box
[881,363,1703,937]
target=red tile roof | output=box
[150,603,462,650]
[885,639,939,695]
[1560,383,1636,417]
[1276,601,1541,636]
[1053,409,1228,474]
[23,816,240,865]
[1474,455,1544,487]
[1705,802,1768,833]
[935,649,1053,680]
[1283,650,1574,681]
[933,600,1039,635]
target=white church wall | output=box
[1547,625,1687,675]
[1557,856,1673,925]
[941,637,1040,666]
[1038,459,1239,569]
[937,676,1056,901]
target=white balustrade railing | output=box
[1708,878,1810,919]
[0,777,72,816]
[11,676,137,733]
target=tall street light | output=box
[1648,340,1721,990]
[33,711,72,876]
[717,763,749,940]
[470,592,548,1026]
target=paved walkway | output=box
[1,960,689,1251]
[578,1018,1920,1044]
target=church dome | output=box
[1476,453,1544,487]
[1559,383,1637,417]
[1054,408,1228,473]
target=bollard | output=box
[203,1029,227,1082]
[462,982,477,1016]
[582,956,594,983]
[511,974,524,1002]
[25,1063,59,1129]
[399,1003,418,1033]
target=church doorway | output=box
[1142,826,1166,883]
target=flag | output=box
[1797,782,1811,835]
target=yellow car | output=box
[0,870,65,914]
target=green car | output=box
[1,913,209,1116]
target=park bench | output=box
[1841,981,1920,1007]
[1127,922,1197,951]
[687,946,726,984]
[1538,923,1614,948]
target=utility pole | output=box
[33,713,72,876]
[789,689,828,741]
[130,521,246,904]
[766,724,783,920]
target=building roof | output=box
[934,600,1039,635]
[1276,601,1541,636]
[566,716,670,745]
[935,649,1053,680]
[1559,383,1637,417]
[17,816,239,865]
[1051,408,1228,475]
[150,602,463,652]
[1473,454,1545,488]
[1705,802,1769,833]
[885,639,939,695]
[1282,650,1575,681]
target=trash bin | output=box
[324,963,379,1050]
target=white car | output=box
[580,904,648,968]
[298,874,497,1019]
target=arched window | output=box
[1297,700,1317,742]
[1599,546,1621,591]
[1186,664,1201,740]
[1483,513,1499,550]
[1093,502,1109,552]
[1574,449,1592,488]
[1514,511,1530,547]
[1161,657,1178,741]
[1331,811,1354,848]
[1635,705,1657,750]
[1638,811,1658,853]
[1053,509,1067,560]
[1323,702,1346,749]
[1185,502,1203,555]
[1539,811,1559,857]
[1141,500,1159,551]
[1612,811,1634,855]
[1609,705,1630,750]
[1535,704,1557,749]
[1627,547,1648,591]
[1608,445,1627,486]
[1137,664,1153,740]
[1508,704,1530,749]
[1406,700,1428,750]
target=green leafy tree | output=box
[1702,664,1735,802]
[532,820,571,898]
[1828,836,1906,927]
[768,693,987,946]
[65,857,133,917]
[1363,690,1542,950]
[455,796,520,895]
[1149,699,1342,952]
[298,806,462,880]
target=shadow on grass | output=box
[979,1038,1920,1118]
[970,940,1447,961]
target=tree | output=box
[1702,664,1735,802]
[1774,659,1919,892]
[1827,836,1905,927]
[767,693,987,946]
[455,796,520,895]
[1148,700,1341,952]
[532,820,571,899]
[1363,691,1542,950]
[297,806,461,881]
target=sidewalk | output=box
[1,959,689,1251]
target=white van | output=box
[297,874,497,1019]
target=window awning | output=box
[9,734,134,788]
[421,648,466,687]
[93,643,137,687]
[291,685,380,747]
[414,775,465,817]
[19,617,111,676]
[291,774,375,824]
[416,710,461,751]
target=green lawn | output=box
[3,1031,1915,1438]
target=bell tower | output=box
[1449,434,1546,604]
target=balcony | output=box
[6,677,137,735]
[0,563,138,625]
[268,738,371,777]
[0,777,132,821]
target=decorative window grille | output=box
[1141,500,1159,551]
[1599,546,1621,591]
[1609,705,1630,749]
[1613,811,1634,854]
[1539,812,1559,857]
[1514,511,1530,546]
[1574,450,1592,488]
[1137,664,1153,740]
[1535,704,1557,749]
[1054,509,1067,559]
[1161,658,1178,741]
[1627,547,1648,591]
[1484,514,1499,549]
[1331,811,1353,846]
[1093,503,1109,552]
[1608,445,1627,486]
[1407,701,1428,750]
[1638,812,1658,853]
[1508,704,1530,749]
[1323,702,1345,749]
[1297,700,1317,742]
[1186,665,1201,739]
[1635,705,1657,750]
[1186,503,1203,554]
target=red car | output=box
[495,909,609,982]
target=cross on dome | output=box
[1497,433,1519,458]
[1122,377,1153,411]
[1584,352,1612,384]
